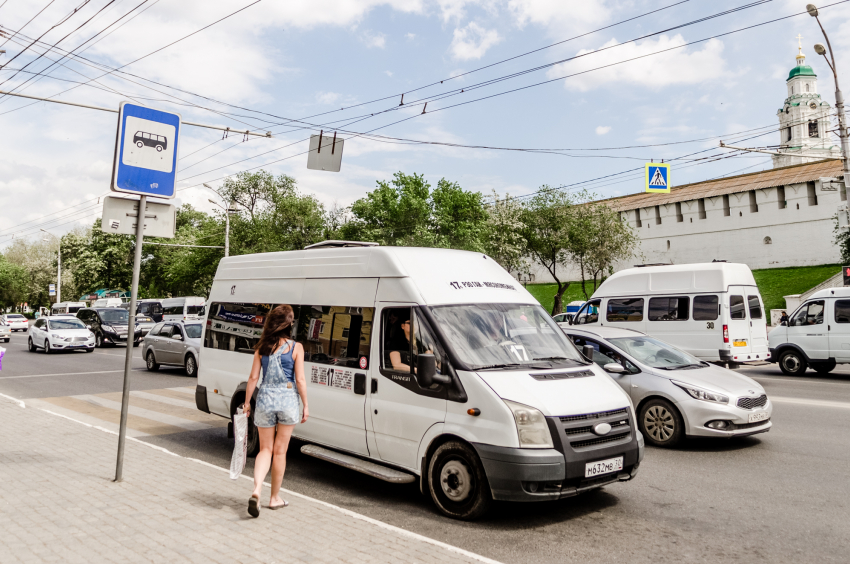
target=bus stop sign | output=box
[111,102,181,199]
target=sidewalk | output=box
[0,395,498,564]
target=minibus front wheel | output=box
[427,441,491,520]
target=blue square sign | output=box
[111,102,181,198]
[645,163,670,193]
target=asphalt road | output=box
[2,328,849,563]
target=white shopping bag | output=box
[230,408,249,480]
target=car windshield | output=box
[608,336,705,369]
[184,325,202,339]
[429,303,586,370]
[99,309,129,323]
[48,319,86,330]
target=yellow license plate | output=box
[733,340,748,347]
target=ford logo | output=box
[593,423,612,436]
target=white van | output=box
[571,263,768,365]
[196,242,642,520]
[92,298,124,308]
[768,287,850,375]
[162,297,205,322]
[51,301,87,315]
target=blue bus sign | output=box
[111,102,181,198]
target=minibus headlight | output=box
[504,400,554,449]
[671,380,729,404]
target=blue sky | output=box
[1,0,848,242]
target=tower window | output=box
[791,85,795,94]
[698,198,707,219]
[675,202,684,222]
[809,120,819,138]
[749,191,759,213]
[635,208,642,228]
[655,205,661,225]
[807,182,818,206]
[785,127,792,142]
[764,236,773,245]
[806,83,810,92]
[777,186,786,209]
[723,195,731,216]
[667,240,671,251]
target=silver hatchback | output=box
[566,326,772,448]
[142,321,202,377]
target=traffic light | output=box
[844,266,850,286]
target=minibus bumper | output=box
[472,434,641,502]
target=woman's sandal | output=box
[268,500,289,510]
[248,496,260,518]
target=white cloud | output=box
[549,35,727,92]
[316,92,342,104]
[450,22,501,61]
[362,30,387,48]
[405,33,416,40]
[508,0,611,33]
[384,70,393,76]
[595,126,611,135]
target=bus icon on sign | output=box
[133,131,168,152]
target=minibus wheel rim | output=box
[440,459,472,501]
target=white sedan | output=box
[27,316,95,353]
[1,314,30,332]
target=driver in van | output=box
[387,310,435,374]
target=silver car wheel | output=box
[440,459,472,502]
[644,405,675,442]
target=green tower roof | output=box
[788,64,816,80]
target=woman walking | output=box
[243,305,308,517]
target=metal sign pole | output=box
[115,195,146,482]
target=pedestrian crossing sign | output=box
[645,163,670,193]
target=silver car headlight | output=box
[504,400,554,449]
[672,380,729,404]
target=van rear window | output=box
[606,298,644,322]
[747,296,763,319]
[648,297,689,321]
[163,306,183,315]
[693,295,719,321]
[730,296,746,319]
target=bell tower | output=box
[773,36,841,168]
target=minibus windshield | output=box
[608,336,705,370]
[429,303,586,370]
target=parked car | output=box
[565,326,772,448]
[571,263,769,365]
[75,307,142,347]
[768,287,850,375]
[1,314,29,332]
[161,297,205,322]
[143,321,202,376]
[0,320,10,343]
[27,316,95,353]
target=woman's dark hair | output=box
[255,304,295,356]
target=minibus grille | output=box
[530,370,595,381]
[570,434,631,449]
[559,408,627,423]
[556,409,632,451]
[736,394,768,410]
[564,420,628,436]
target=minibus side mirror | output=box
[603,363,625,374]
[416,354,451,387]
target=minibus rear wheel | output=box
[427,441,491,520]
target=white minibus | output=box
[92,297,124,308]
[196,242,642,520]
[571,262,768,364]
[162,297,205,322]
[51,301,87,315]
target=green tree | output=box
[521,188,577,315]
[0,253,28,310]
[567,195,640,299]
[62,221,135,298]
[483,190,528,275]
[431,179,486,251]
[3,238,61,310]
[834,215,850,265]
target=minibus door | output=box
[369,305,447,470]
[746,291,768,354]
[727,290,751,354]
[829,299,850,362]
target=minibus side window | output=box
[607,298,644,322]
[835,300,850,323]
[382,307,413,373]
[295,305,374,367]
[381,308,447,397]
[163,305,183,316]
[729,296,746,320]
[693,295,719,321]
[648,297,689,321]
[203,302,278,353]
[790,300,824,326]
[574,300,601,325]
[747,296,763,319]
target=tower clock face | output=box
[810,102,817,109]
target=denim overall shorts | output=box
[254,340,300,427]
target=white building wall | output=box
[524,180,843,285]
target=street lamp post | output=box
[204,183,238,258]
[808,4,850,198]
[40,229,60,305]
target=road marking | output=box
[25,398,150,437]
[130,390,196,409]
[31,404,504,564]
[751,376,850,385]
[771,396,850,409]
[167,386,196,396]
[73,394,214,431]
[0,391,25,408]
[0,369,145,380]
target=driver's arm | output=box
[389,351,412,373]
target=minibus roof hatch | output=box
[304,240,380,250]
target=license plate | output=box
[585,456,624,478]
[733,340,747,347]
[748,411,769,423]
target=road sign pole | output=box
[115,195,146,482]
